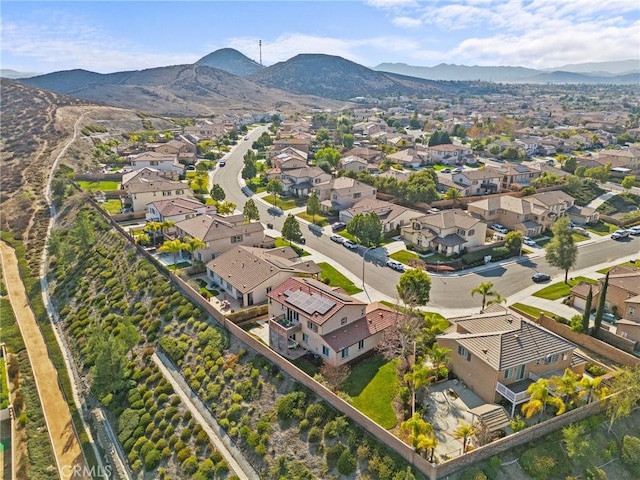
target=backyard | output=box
[77,180,121,191]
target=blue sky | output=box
[2,1,639,74]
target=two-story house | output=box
[267,277,401,365]
[122,168,193,212]
[486,164,541,190]
[128,151,183,173]
[451,169,501,196]
[280,166,332,197]
[174,213,269,262]
[385,149,424,169]
[426,144,473,165]
[437,305,580,416]
[467,195,548,236]
[340,198,421,234]
[400,209,486,256]
[206,246,321,308]
[343,146,383,164]
[340,155,369,173]
[314,177,377,212]
[146,197,216,223]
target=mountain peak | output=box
[195,48,263,77]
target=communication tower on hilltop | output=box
[259,40,262,66]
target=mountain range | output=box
[372,60,639,83]
[13,49,639,116]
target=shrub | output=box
[181,456,198,475]
[276,391,307,420]
[622,435,640,475]
[326,443,347,469]
[176,446,192,464]
[144,449,161,471]
[307,426,322,443]
[337,449,357,475]
[520,446,562,479]
[460,468,488,480]
[586,363,607,377]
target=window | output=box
[307,320,317,332]
[341,347,349,359]
[266,286,272,294]
[457,345,471,361]
[286,309,299,322]
[629,307,635,317]
[322,346,329,357]
[150,160,158,166]
[504,368,513,379]
[341,317,348,325]
[562,352,568,361]
[468,229,475,236]
[544,353,559,364]
[353,192,361,199]
[231,235,243,243]
[358,340,364,350]
[302,333,309,344]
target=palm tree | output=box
[400,413,435,457]
[418,433,438,463]
[552,369,580,408]
[521,378,566,421]
[160,219,175,238]
[134,233,150,246]
[181,237,206,263]
[159,239,184,269]
[579,375,609,405]
[453,422,477,453]
[404,362,437,417]
[145,221,163,246]
[445,187,463,207]
[470,281,503,312]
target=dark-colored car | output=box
[532,272,551,283]
[331,221,346,232]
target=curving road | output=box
[213,128,640,310]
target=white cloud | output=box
[366,0,419,9]
[392,16,423,28]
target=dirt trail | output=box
[0,241,88,480]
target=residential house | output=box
[272,137,311,155]
[313,177,377,212]
[386,149,423,169]
[437,305,580,416]
[340,198,420,234]
[206,246,321,308]
[451,169,501,196]
[151,138,197,164]
[566,205,599,226]
[379,168,413,183]
[514,137,539,157]
[267,277,400,365]
[485,163,541,191]
[281,166,331,197]
[600,147,640,171]
[128,151,183,173]
[425,144,473,165]
[467,194,553,236]
[122,169,193,212]
[401,209,486,256]
[174,213,269,262]
[184,120,228,141]
[146,197,216,223]
[340,155,369,173]
[343,146,383,163]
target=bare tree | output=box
[320,361,351,392]
[376,305,423,373]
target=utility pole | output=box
[259,40,262,66]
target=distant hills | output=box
[373,59,640,84]
[1,69,40,79]
[13,49,639,116]
[195,48,264,77]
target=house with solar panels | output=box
[267,277,402,365]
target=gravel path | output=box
[0,241,88,479]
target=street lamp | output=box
[362,245,376,302]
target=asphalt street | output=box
[211,129,640,310]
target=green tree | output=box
[209,184,226,202]
[397,268,431,308]
[521,378,566,421]
[315,128,330,143]
[159,239,184,268]
[622,175,636,191]
[282,214,303,245]
[562,156,577,173]
[470,281,504,312]
[404,363,437,417]
[563,423,595,462]
[400,413,436,459]
[241,158,257,181]
[607,365,640,432]
[453,422,477,453]
[118,318,140,359]
[216,201,236,215]
[342,133,355,149]
[266,179,284,207]
[502,147,522,160]
[306,191,321,224]
[552,369,580,408]
[545,217,578,283]
[575,165,587,177]
[73,210,96,247]
[87,327,128,397]
[315,147,342,169]
[190,173,209,194]
[565,175,583,195]
[346,212,382,247]
[242,199,260,223]
[504,230,523,255]
[592,271,610,337]
[182,236,206,262]
[581,286,593,333]
[579,375,609,405]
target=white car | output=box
[386,259,405,272]
[343,239,358,249]
[329,234,344,243]
[611,230,629,240]
[629,226,640,236]
[523,236,536,246]
[491,224,508,234]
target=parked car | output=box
[343,239,358,249]
[629,226,640,236]
[185,164,196,171]
[572,227,590,237]
[523,236,537,246]
[331,221,346,232]
[244,136,250,140]
[611,229,629,240]
[441,168,451,173]
[218,160,226,167]
[602,313,617,324]
[491,224,508,234]
[295,237,306,245]
[330,234,344,243]
[386,259,405,272]
[452,167,463,173]
[532,272,551,283]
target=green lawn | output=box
[296,211,333,227]
[77,180,121,191]
[572,233,590,243]
[274,238,310,256]
[102,199,122,215]
[317,262,363,295]
[597,260,640,274]
[510,302,569,323]
[342,356,399,429]
[338,229,393,246]
[389,250,420,264]
[263,195,304,210]
[532,276,598,300]
[587,220,618,236]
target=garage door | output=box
[573,297,586,311]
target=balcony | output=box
[269,314,301,337]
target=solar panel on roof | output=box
[285,290,336,315]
